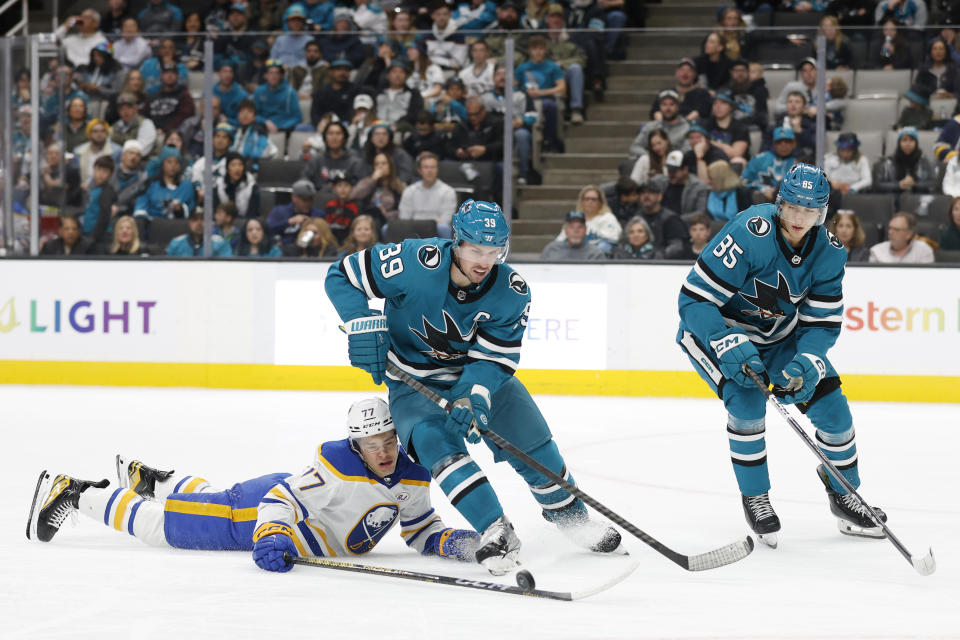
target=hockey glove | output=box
[341,312,390,385]
[446,384,491,444]
[709,328,765,389]
[776,353,826,405]
[252,523,297,573]
[425,527,481,562]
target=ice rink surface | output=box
[2,385,958,640]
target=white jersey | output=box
[255,438,447,557]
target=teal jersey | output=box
[678,204,846,357]
[325,238,531,392]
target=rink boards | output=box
[0,259,957,402]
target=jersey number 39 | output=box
[379,244,404,278]
[712,234,744,269]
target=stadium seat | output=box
[854,69,911,97]
[144,218,189,247]
[762,68,798,100]
[187,72,204,100]
[298,98,312,124]
[749,129,762,157]
[840,193,895,234]
[848,39,869,69]
[883,127,939,157]
[934,248,960,263]
[383,219,438,243]
[898,193,954,220]
[843,99,898,131]
[825,130,882,162]
[929,97,958,121]
[914,220,942,241]
[287,131,313,160]
[773,11,822,29]
[268,132,288,159]
[826,69,854,94]
[257,159,305,188]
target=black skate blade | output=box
[26,470,52,541]
[758,532,778,549]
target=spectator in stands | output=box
[177,12,206,71]
[267,178,324,245]
[352,0,388,34]
[706,160,752,223]
[134,147,196,219]
[63,96,92,153]
[140,39,188,95]
[213,152,260,219]
[232,99,280,162]
[145,61,196,135]
[663,150,710,218]
[166,209,234,257]
[397,152,457,237]
[292,42,329,101]
[76,42,122,105]
[769,91,816,156]
[312,58,357,126]
[101,0,132,36]
[403,111,447,160]
[104,69,146,124]
[215,5,257,73]
[915,38,960,100]
[432,77,468,133]
[482,65,537,184]
[773,59,821,121]
[897,86,933,129]
[556,185,621,253]
[742,126,798,203]
[114,140,146,217]
[824,133,873,195]
[363,122,416,184]
[933,111,960,164]
[41,215,96,256]
[870,211,935,263]
[522,0,550,30]
[424,1,468,71]
[516,35,567,152]
[939,197,960,250]
[872,18,915,70]
[353,151,407,225]
[253,61,304,134]
[376,60,424,132]
[541,210,608,261]
[324,172,360,243]
[285,217,340,258]
[460,39,496,97]
[561,0,607,100]
[322,11,366,69]
[110,93,157,158]
[612,216,657,260]
[941,27,960,65]
[296,0,335,32]
[11,68,30,111]
[704,91,750,166]
[181,97,228,160]
[649,59,713,123]
[40,143,82,208]
[610,177,641,225]
[75,119,122,189]
[542,4,588,126]
[723,58,768,132]
[630,90,689,157]
[638,175,690,259]
[687,212,712,258]
[484,1,527,62]
[874,0,927,29]
[819,15,853,69]
[825,76,849,131]
[407,45,445,108]
[213,202,241,251]
[454,0,497,34]
[56,10,108,68]
[102,214,151,255]
[271,6,313,68]
[347,94,377,153]
[716,7,747,61]
[236,217,283,257]
[303,121,364,192]
[82,156,118,243]
[828,209,871,262]
[337,213,379,257]
[685,121,729,184]
[215,63,250,127]
[138,0,183,35]
[447,98,501,197]
[873,126,936,193]
[630,129,673,184]
[381,8,420,56]
[695,32,732,92]
[238,41,270,93]
[145,130,189,180]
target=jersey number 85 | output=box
[712,234,744,269]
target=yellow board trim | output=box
[112,490,138,531]
[0,361,956,403]
[164,499,259,523]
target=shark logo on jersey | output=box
[417,244,442,270]
[747,216,772,237]
[739,271,805,319]
[346,503,399,554]
[826,230,844,250]
[411,310,477,361]
[508,272,528,295]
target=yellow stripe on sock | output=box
[183,477,207,493]
[165,499,232,518]
[112,490,138,531]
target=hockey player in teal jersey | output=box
[325,200,622,575]
[677,163,887,548]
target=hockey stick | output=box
[386,362,755,572]
[284,554,640,601]
[743,367,936,576]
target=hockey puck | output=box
[515,569,535,591]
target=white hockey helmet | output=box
[346,398,395,439]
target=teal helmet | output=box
[451,199,510,263]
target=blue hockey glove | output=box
[709,328,765,388]
[446,384,491,444]
[341,312,389,385]
[425,527,481,562]
[777,353,826,405]
[252,523,297,573]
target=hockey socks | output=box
[432,453,503,532]
[727,416,771,496]
[78,486,169,546]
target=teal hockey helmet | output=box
[451,199,510,264]
[776,162,830,225]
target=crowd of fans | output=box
[539,0,960,263]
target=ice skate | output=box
[26,470,109,542]
[544,504,626,554]
[817,465,887,538]
[475,515,522,576]
[741,492,781,548]
[116,455,174,499]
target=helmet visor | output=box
[456,241,508,266]
[779,202,822,228]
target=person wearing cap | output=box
[724,58,769,132]
[398,151,458,237]
[347,93,378,152]
[139,39,189,95]
[252,60,304,133]
[113,139,147,217]
[481,64,538,184]
[663,149,710,219]
[55,9,108,67]
[213,64,250,127]
[362,121,416,184]
[165,209,234,257]
[459,39,496,98]
[296,0,336,32]
[75,119,122,189]
[271,5,314,68]
[134,146,196,219]
[453,0,498,35]
[704,91,750,165]
[557,185,622,253]
[649,58,713,123]
[684,120,730,184]
[933,108,960,164]
[231,99,281,162]
[823,132,872,196]
[110,92,157,157]
[872,126,936,194]
[896,85,933,130]
[303,121,365,194]
[742,126,798,203]
[137,0,183,35]
[324,172,361,243]
[376,60,424,131]
[540,210,608,261]
[144,60,196,135]
[432,77,468,131]
[423,1,469,71]
[321,9,367,69]
[311,57,359,125]
[267,178,325,245]
[610,176,642,224]
[291,41,330,100]
[483,1,528,62]
[638,175,691,259]
[630,89,690,157]
[543,4,588,125]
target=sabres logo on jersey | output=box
[346,503,399,554]
[411,310,476,361]
[509,272,528,295]
[417,244,442,270]
[740,271,805,319]
[747,216,772,237]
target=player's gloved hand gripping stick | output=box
[386,362,755,572]
[743,365,936,575]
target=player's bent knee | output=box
[728,414,765,435]
[410,420,465,470]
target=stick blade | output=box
[911,548,936,576]
[685,536,755,571]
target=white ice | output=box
[2,386,958,639]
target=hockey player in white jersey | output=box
[27,398,480,572]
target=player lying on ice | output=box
[325,199,624,576]
[677,163,887,548]
[27,398,480,572]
